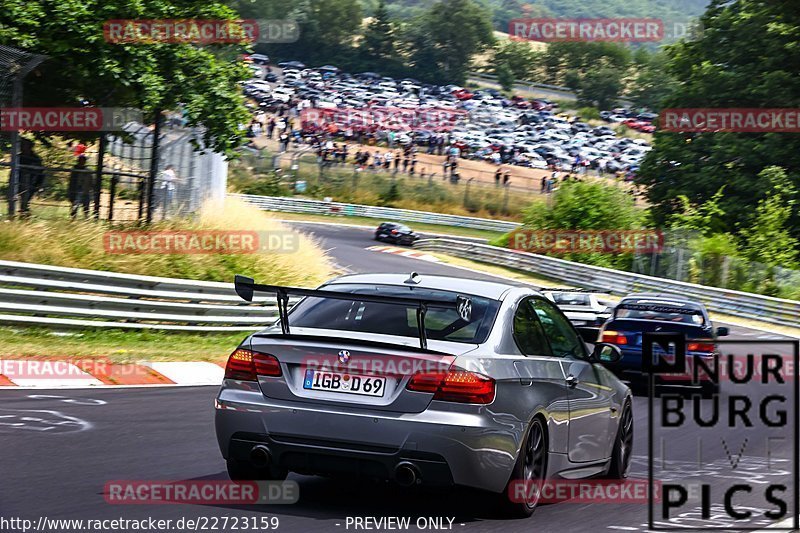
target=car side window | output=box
[513,298,553,356]
[529,297,586,358]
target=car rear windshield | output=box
[288,284,500,344]
[615,303,705,325]
[550,293,590,306]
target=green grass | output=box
[0,196,334,285]
[229,156,534,221]
[0,327,247,362]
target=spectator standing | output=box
[158,165,178,217]
[494,167,501,187]
[68,155,92,219]
[503,171,511,187]
[18,139,44,216]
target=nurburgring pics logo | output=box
[508,229,664,255]
[660,109,800,132]
[0,108,142,132]
[645,334,799,530]
[508,18,664,42]
[103,19,299,44]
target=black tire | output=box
[226,459,288,481]
[607,400,633,479]
[497,417,548,518]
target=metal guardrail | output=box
[0,260,289,331]
[414,239,800,329]
[232,194,521,233]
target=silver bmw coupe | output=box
[215,273,633,517]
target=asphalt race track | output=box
[1,221,797,533]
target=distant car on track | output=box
[374,222,419,246]
[598,293,729,396]
[216,273,633,518]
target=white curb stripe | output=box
[143,362,224,386]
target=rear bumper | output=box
[215,382,519,493]
[227,432,454,486]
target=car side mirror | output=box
[716,326,729,337]
[591,342,622,364]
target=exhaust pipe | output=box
[249,445,272,468]
[394,461,420,487]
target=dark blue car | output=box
[598,294,729,396]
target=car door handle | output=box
[565,374,579,388]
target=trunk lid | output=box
[248,327,475,413]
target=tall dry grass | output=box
[0,197,334,286]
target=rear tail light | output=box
[407,369,495,404]
[687,342,716,354]
[601,330,628,345]
[224,349,282,381]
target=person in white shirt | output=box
[159,165,178,217]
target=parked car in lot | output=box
[374,222,419,246]
[598,293,729,396]
[217,273,633,518]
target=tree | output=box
[739,167,799,267]
[517,180,642,268]
[283,0,363,66]
[636,0,800,238]
[539,41,631,86]
[493,39,538,80]
[496,62,515,93]
[669,186,729,237]
[409,0,495,84]
[627,50,677,110]
[358,0,402,75]
[575,66,623,109]
[1,0,251,154]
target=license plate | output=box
[303,369,386,397]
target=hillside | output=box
[369,0,710,34]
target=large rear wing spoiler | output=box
[234,275,472,350]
